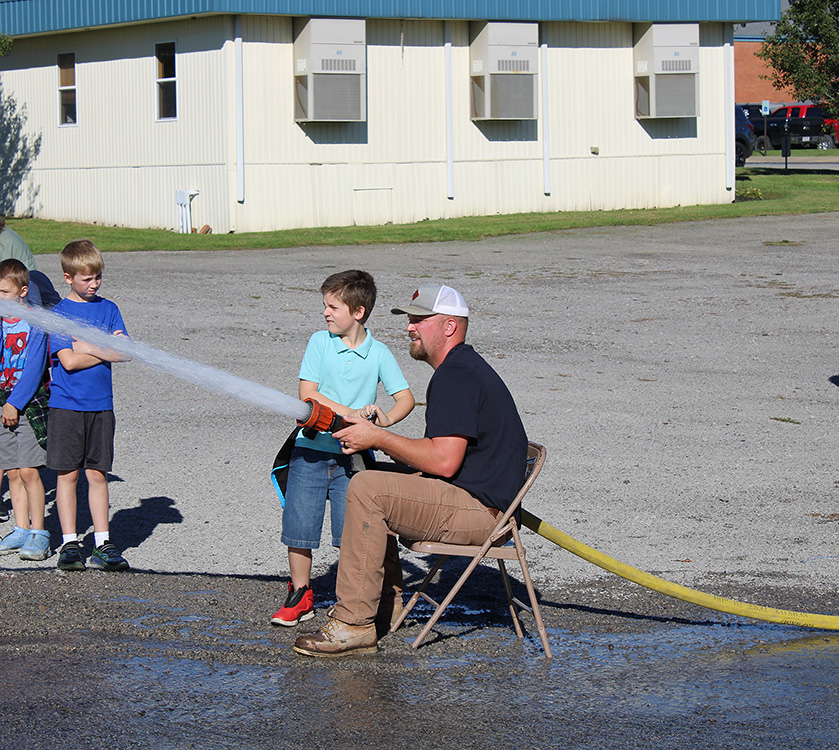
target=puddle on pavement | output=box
[80,607,839,748]
[6,589,838,748]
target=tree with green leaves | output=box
[757,0,839,116]
[0,34,11,56]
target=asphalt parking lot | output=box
[2,212,839,748]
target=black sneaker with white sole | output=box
[90,541,130,571]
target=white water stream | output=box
[0,299,310,422]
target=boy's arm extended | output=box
[353,388,415,428]
[299,378,415,428]
[57,331,132,372]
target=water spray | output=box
[0,299,347,427]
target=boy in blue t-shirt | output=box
[0,259,51,560]
[270,270,415,626]
[48,240,132,572]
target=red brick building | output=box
[735,3,796,108]
[735,37,795,105]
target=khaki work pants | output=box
[333,469,499,626]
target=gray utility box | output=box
[633,23,699,119]
[294,17,367,122]
[470,21,538,121]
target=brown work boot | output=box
[293,618,378,658]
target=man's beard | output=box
[409,339,428,361]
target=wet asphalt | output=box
[2,210,839,748]
[2,567,839,749]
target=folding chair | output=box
[391,442,552,658]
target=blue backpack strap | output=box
[271,427,299,508]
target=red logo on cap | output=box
[412,290,420,300]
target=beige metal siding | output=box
[0,17,233,230]
[0,16,734,233]
[541,22,730,210]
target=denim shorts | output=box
[280,447,356,549]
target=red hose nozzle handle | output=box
[298,398,348,433]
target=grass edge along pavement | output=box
[7,168,839,254]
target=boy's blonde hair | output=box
[0,258,29,291]
[320,270,376,324]
[61,239,104,277]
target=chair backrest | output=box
[489,441,545,535]
[524,441,545,486]
[513,441,546,513]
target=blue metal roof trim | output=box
[0,0,781,37]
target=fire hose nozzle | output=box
[298,398,348,433]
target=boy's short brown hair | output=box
[61,239,104,277]
[0,258,29,291]
[320,270,377,324]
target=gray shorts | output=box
[46,408,115,472]
[0,413,47,470]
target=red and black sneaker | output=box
[270,582,315,626]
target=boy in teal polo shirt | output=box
[271,270,414,626]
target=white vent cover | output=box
[633,23,699,119]
[294,18,366,122]
[470,21,538,121]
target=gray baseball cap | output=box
[391,284,469,318]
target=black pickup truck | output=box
[746,104,838,151]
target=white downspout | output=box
[445,21,454,200]
[235,15,245,203]
[541,38,551,195]
[724,23,735,192]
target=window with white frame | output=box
[155,42,177,120]
[58,53,76,125]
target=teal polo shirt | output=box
[294,329,410,454]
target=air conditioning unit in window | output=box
[294,17,366,122]
[633,23,699,119]
[470,21,538,121]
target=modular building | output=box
[0,1,779,233]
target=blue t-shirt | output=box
[424,343,527,512]
[49,296,127,412]
[296,329,410,454]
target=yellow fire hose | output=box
[522,509,839,630]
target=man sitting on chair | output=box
[294,283,528,658]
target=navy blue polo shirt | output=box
[424,343,527,511]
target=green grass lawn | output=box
[7,167,839,254]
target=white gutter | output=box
[445,21,454,199]
[235,14,245,203]
[541,40,550,195]
[724,23,734,191]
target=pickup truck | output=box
[750,104,838,151]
